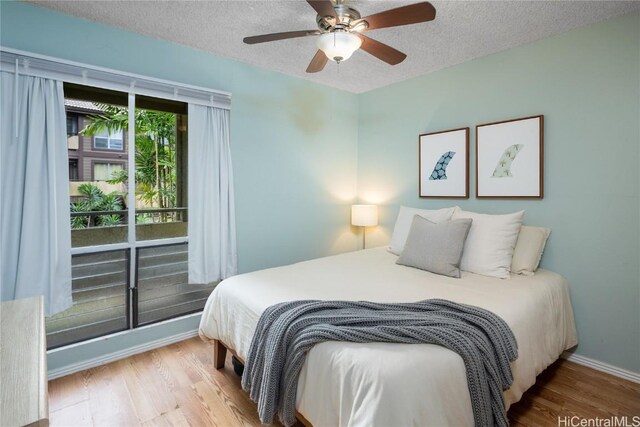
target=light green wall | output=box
[357,12,640,372]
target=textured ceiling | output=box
[26,0,640,93]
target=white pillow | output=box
[511,225,551,276]
[452,207,524,279]
[389,206,456,254]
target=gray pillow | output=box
[396,216,472,278]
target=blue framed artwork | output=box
[419,127,469,199]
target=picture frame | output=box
[476,115,543,199]
[419,127,469,198]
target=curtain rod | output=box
[0,47,232,110]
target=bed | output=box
[199,247,578,426]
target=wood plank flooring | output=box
[48,337,640,426]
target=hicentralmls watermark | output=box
[558,416,640,427]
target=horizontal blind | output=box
[0,47,231,110]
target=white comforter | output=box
[199,247,578,427]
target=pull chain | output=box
[14,58,19,140]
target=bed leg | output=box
[213,339,227,369]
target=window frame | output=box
[66,88,191,345]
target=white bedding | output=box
[199,247,577,426]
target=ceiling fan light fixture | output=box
[317,31,362,63]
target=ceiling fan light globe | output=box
[317,32,362,62]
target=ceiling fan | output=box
[243,0,436,73]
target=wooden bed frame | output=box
[212,339,313,427]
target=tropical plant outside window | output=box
[70,182,125,229]
[70,102,186,237]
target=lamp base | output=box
[362,227,366,250]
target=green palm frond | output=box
[73,106,179,223]
[97,214,122,227]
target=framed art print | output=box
[476,115,543,199]
[419,127,469,198]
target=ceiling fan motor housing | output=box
[316,4,362,32]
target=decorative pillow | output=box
[389,206,456,255]
[452,208,524,279]
[511,225,551,276]
[396,216,472,278]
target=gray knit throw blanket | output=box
[241,299,518,427]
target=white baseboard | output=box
[561,352,640,384]
[47,329,199,380]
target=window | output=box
[93,162,123,181]
[46,250,130,348]
[46,83,212,350]
[68,159,79,181]
[94,128,124,150]
[136,243,213,325]
[66,115,78,136]
[134,103,188,241]
[68,96,128,241]
[67,114,80,150]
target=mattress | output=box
[199,247,578,426]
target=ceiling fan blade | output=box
[243,30,321,44]
[355,2,436,31]
[306,0,337,18]
[357,34,407,65]
[306,50,328,73]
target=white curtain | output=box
[0,71,72,316]
[188,104,237,284]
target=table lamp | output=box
[351,204,378,249]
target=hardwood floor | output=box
[509,358,640,425]
[48,337,640,427]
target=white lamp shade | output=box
[351,205,378,227]
[317,32,362,62]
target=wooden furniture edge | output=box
[0,296,49,427]
[213,338,228,369]
[212,339,313,427]
[37,297,49,427]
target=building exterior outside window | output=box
[65,99,128,183]
[94,128,124,150]
[93,162,124,181]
